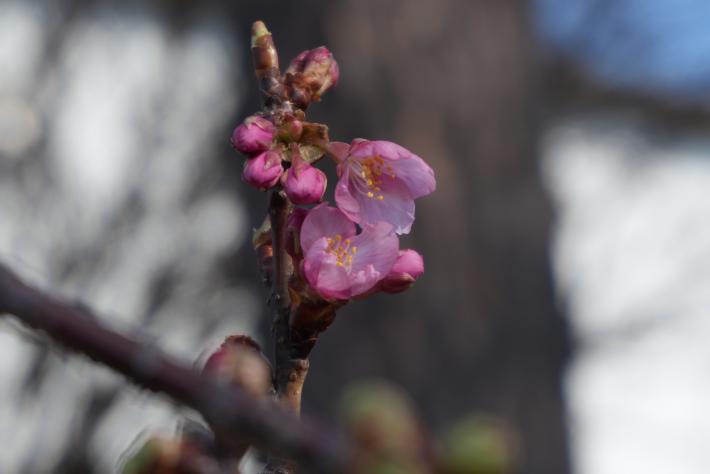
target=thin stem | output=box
[0,263,349,473]
[252,21,335,474]
[268,190,297,409]
[265,191,313,474]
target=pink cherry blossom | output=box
[231,115,275,155]
[282,154,327,205]
[333,139,436,234]
[242,150,283,190]
[378,249,424,294]
[300,204,399,300]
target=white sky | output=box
[544,119,710,474]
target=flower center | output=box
[352,155,396,200]
[326,234,357,267]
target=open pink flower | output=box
[333,139,436,234]
[301,204,399,300]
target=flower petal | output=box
[334,166,361,218]
[387,153,436,199]
[336,168,415,234]
[327,141,350,163]
[300,203,356,254]
[348,222,399,296]
[303,237,352,300]
[360,141,435,199]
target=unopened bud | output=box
[231,115,275,155]
[204,335,272,398]
[442,415,517,474]
[379,249,424,293]
[282,153,327,205]
[285,47,339,108]
[251,21,282,104]
[242,150,283,190]
[340,380,430,470]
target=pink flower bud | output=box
[231,115,275,155]
[379,249,424,294]
[283,155,327,205]
[286,47,340,106]
[286,50,309,75]
[242,150,283,190]
[301,47,340,95]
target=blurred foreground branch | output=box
[0,262,351,473]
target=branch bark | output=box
[263,190,311,474]
[0,263,350,473]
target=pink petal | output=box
[327,141,350,163]
[391,249,424,278]
[335,168,415,234]
[346,264,381,298]
[300,203,356,254]
[387,153,436,199]
[347,138,374,157]
[303,238,352,300]
[334,166,362,219]
[368,141,435,198]
[348,222,399,295]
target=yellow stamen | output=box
[325,233,358,268]
[357,155,397,199]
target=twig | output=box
[264,191,311,474]
[267,191,308,414]
[252,19,315,473]
[0,263,350,473]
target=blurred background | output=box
[1,0,710,472]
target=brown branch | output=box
[267,190,303,412]
[0,262,351,473]
[264,191,311,474]
[251,21,339,473]
[251,18,314,473]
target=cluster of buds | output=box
[231,112,329,204]
[233,24,435,327]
